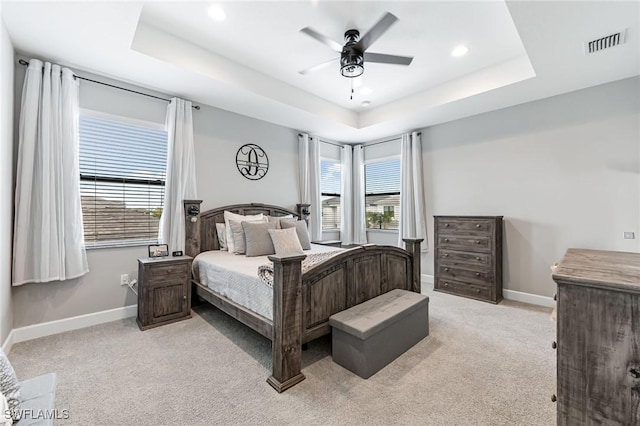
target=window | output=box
[320,159,341,229]
[365,158,401,230]
[79,113,168,247]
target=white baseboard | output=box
[5,305,137,351]
[503,289,555,308]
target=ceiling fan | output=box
[299,12,413,78]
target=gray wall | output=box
[420,77,640,297]
[0,15,14,343]
[11,57,299,328]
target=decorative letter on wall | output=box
[236,144,269,180]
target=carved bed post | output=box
[266,253,306,393]
[296,203,310,224]
[183,200,203,258]
[403,238,423,293]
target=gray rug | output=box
[8,289,556,425]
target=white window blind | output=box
[79,114,168,247]
[365,158,401,230]
[320,159,341,230]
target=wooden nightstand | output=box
[137,256,192,330]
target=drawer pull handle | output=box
[475,240,481,244]
[476,224,481,228]
[475,256,480,261]
[475,289,480,294]
[444,267,450,272]
[552,341,557,349]
[444,223,449,227]
[444,254,449,258]
[551,394,556,403]
[444,238,449,242]
[183,296,187,300]
[630,368,640,379]
[475,273,480,277]
[444,282,449,287]
[167,269,173,273]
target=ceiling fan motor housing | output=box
[340,29,364,78]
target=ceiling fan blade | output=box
[300,27,343,52]
[364,52,413,66]
[357,12,398,51]
[298,58,338,75]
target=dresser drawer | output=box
[435,278,492,300]
[438,265,493,286]
[438,234,492,252]
[438,249,492,268]
[437,218,494,234]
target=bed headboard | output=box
[183,200,309,258]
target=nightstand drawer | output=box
[147,262,189,278]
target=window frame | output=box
[364,155,401,231]
[319,157,341,230]
[79,109,168,249]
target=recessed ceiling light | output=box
[360,87,373,95]
[361,101,371,107]
[451,45,469,57]
[208,4,226,22]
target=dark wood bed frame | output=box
[183,200,422,392]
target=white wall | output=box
[0,13,14,343]
[11,55,300,328]
[421,77,640,297]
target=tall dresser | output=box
[433,216,503,304]
[552,248,640,425]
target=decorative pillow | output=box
[243,221,277,257]
[267,214,295,229]
[0,349,21,421]
[229,218,265,254]
[215,223,227,251]
[280,220,311,250]
[268,227,304,256]
[224,211,264,253]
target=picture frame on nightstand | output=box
[148,244,169,258]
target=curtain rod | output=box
[364,132,422,148]
[297,133,343,148]
[18,59,200,110]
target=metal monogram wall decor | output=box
[236,144,269,180]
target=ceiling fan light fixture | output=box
[340,52,364,78]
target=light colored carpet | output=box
[8,289,556,425]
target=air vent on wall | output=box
[585,29,626,54]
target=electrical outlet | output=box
[120,274,130,286]
[623,231,635,239]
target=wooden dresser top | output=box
[553,248,640,293]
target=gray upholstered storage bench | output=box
[329,289,429,379]
[16,373,57,426]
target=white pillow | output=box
[228,218,266,254]
[224,211,264,253]
[268,227,304,256]
[215,223,227,251]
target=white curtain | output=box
[159,98,197,253]
[352,145,367,244]
[398,132,428,251]
[298,133,322,241]
[339,145,353,244]
[13,59,88,285]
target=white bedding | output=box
[192,244,342,321]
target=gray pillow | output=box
[228,218,264,254]
[267,214,295,229]
[0,349,21,421]
[243,221,277,257]
[280,220,311,250]
[268,227,304,256]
